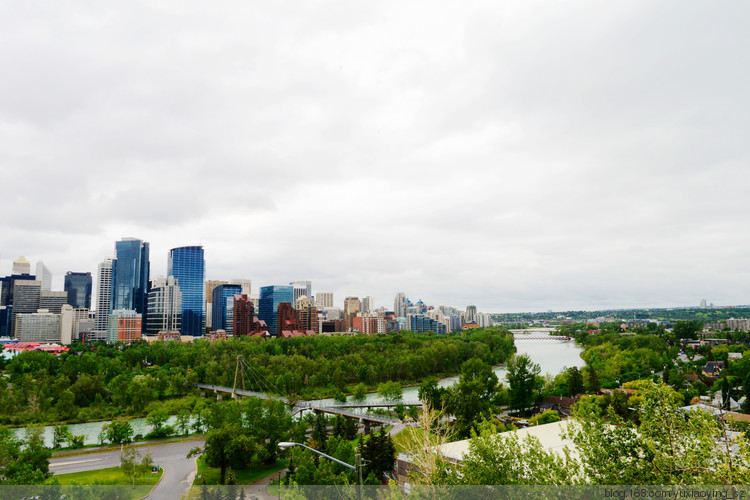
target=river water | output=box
[18,330,583,446]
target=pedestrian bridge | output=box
[195,383,401,426]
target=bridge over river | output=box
[195,383,404,428]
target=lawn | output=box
[47,466,162,500]
[51,465,163,486]
[193,455,288,485]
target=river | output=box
[18,330,583,446]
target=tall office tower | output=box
[290,281,312,304]
[258,285,294,337]
[40,291,68,314]
[94,258,114,335]
[394,292,406,317]
[11,279,41,336]
[107,309,142,344]
[168,246,205,336]
[230,279,252,296]
[315,292,333,308]
[361,296,374,313]
[64,272,92,309]
[205,280,228,329]
[343,296,361,331]
[111,238,150,316]
[145,276,182,335]
[212,283,242,331]
[465,305,477,323]
[35,262,52,292]
[12,256,31,275]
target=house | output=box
[702,361,725,378]
[533,395,579,418]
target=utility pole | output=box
[355,452,362,500]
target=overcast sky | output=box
[1,1,749,313]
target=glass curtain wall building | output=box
[168,246,205,336]
[259,285,294,337]
[64,272,93,309]
[212,284,242,332]
[111,238,150,316]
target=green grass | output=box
[193,455,288,485]
[51,466,163,486]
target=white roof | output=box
[433,420,577,462]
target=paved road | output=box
[49,439,204,499]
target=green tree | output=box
[52,425,69,449]
[446,359,499,438]
[377,381,403,402]
[0,425,51,485]
[103,418,134,445]
[351,383,367,403]
[567,367,585,396]
[419,377,448,411]
[585,365,601,393]
[146,408,173,439]
[120,446,154,487]
[673,321,702,340]
[571,381,750,485]
[505,354,543,413]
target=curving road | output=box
[49,439,204,499]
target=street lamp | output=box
[278,442,362,500]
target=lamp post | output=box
[278,442,362,500]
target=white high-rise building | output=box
[16,309,61,342]
[35,261,52,292]
[465,305,477,323]
[291,281,312,304]
[315,292,333,308]
[394,292,406,317]
[361,296,374,313]
[94,258,114,337]
[12,256,31,275]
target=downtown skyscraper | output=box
[111,238,150,316]
[168,245,205,336]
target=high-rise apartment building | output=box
[64,272,92,310]
[465,305,477,323]
[394,292,406,317]
[258,286,294,337]
[168,246,205,336]
[111,238,150,316]
[295,295,318,333]
[12,256,31,275]
[212,283,242,332]
[107,309,142,344]
[146,276,182,335]
[35,261,52,292]
[290,281,312,304]
[94,258,114,336]
[40,291,68,314]
[343,296,361,331]
[315,292,333,308]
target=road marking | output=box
[50,458,104,467]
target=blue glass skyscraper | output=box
[111,238,150,316]
[168,246,205,336]
[212,283,242,332]
[259,285,294,337]
[64,272,92,309]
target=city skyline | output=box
[1,2,749,312]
